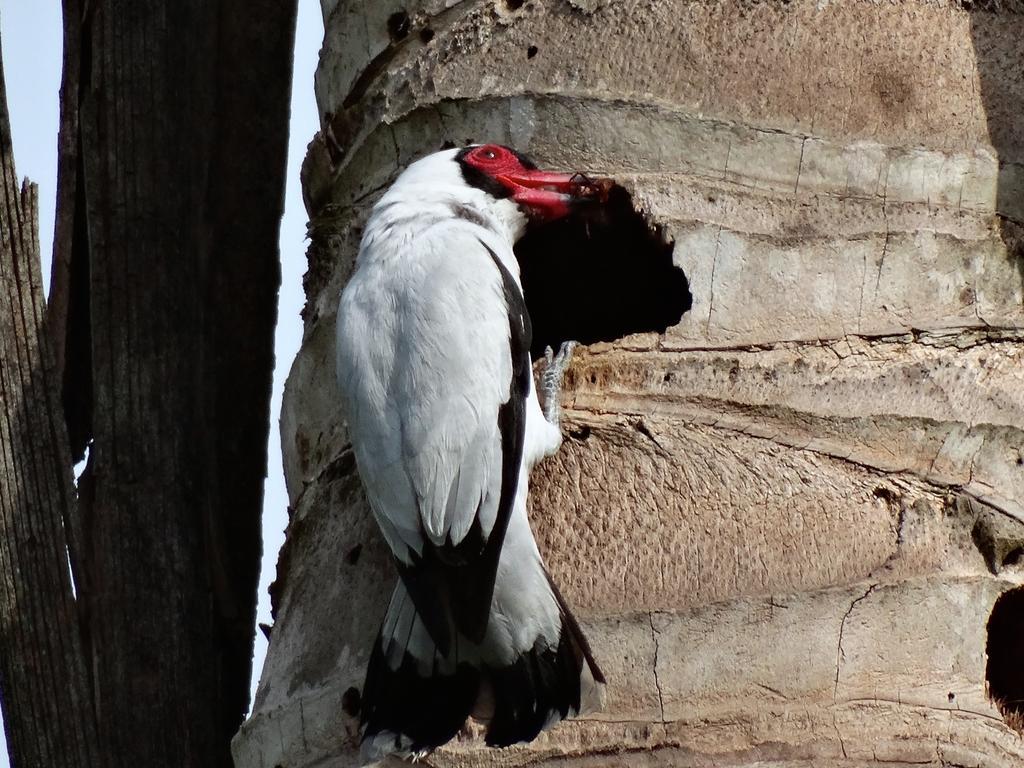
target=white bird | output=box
[336,145,605,763]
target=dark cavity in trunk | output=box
[515,181,692,359]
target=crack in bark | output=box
[755,682,788,699]
[633,418,668,456]
[873,190,892,299]
[648,611,667,729]
[300,698,309,753]
[830,583,881,760]
[657,326,1024,355]
[840,696,1006,724]
[858,249,868,333]
[875,230,891,297]
[832,709,848,759]
[834,583,878,702]
[705,224,723,335]
[794,136,808,195]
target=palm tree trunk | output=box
[236,1,1024,766]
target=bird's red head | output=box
[457,144,584,220]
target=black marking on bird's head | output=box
[456,145,583,221]
[455,145,512,200]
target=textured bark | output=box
[53,2,297,765]
[1,2,296,767]
[0,41,103,768]
[236,1,1024,766]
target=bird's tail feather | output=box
[483,566,606,746]
[359,566,605,763]
[359,581,480,764]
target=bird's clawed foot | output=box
[541,340,577,427]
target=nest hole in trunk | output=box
[514,181,692,359]
[986,586,1024,733]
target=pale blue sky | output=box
[0,1,323,763]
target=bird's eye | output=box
[481,149,497,160]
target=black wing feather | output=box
[392,240,531,652]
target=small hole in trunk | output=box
[342,686,362,716]
[986,586,1024,733]
[515,182,692,358]
[345,543,363,565]
[1003,546,1024,568]
[387,11,410,40]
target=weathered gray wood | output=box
[0,35,104,768]
[46,0,89,466]
[1,1,296,765]
[55,1,297,765]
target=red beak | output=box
[496,169,580,219]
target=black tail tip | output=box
[484,617,605,748]
[359,640,480,762]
